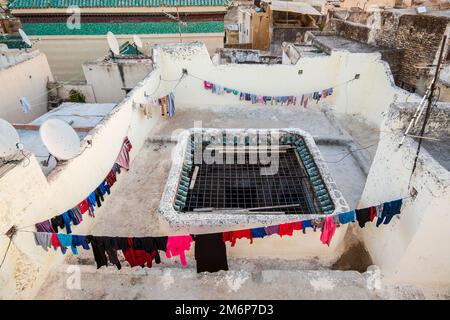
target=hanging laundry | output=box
[320,216,336,246]
[168,92,175,118]
[159,96,169,116]
[251,227,267,238]
[77,199,91,215]
[278,222,302,237]
[98,181,111,197]
[35,220,55,233]
[20,96,30,113]
[301,220,313,233]
[133,236,168,264]
[264,225,279,236]
[166,235,193,266]
[87,236,123,269]
[61,211,73,234]
[122,237,157,268]
[204,81,213,90]
[369,207,377,222]
[34,232,52,251]
[105,169,117,188]
[338,210,356,225]
[72,235,90,252]
[222,229,253,247]
[355,208,372,228]
[51,215,65,233]
[87,191,97,215]
[51,233,66,254]
[115,137,133,170]
[57,233,77,254]
[376,199,402,227]
[193,233,228,273]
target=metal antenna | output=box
[407,35,447,186]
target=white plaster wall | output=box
[0,68,163,299]
[156,43,416,127]
[31,34,224,81]
[357,107,450,285]
[0,51,54,123]
[82,61,153,103]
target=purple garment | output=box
[264,225,279,236]
[35,220,55,233]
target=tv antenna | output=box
[132,35,143,51]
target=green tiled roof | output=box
[21,21,224,35]
[9,0,228,9]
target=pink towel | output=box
[115,137,133,170]
[320,216,336,246]
[166,235,193,266]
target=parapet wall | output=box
[0,68,163,299]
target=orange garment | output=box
[166,235,193,266]
[222,230,253,247]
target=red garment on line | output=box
[123,238,158,268]
[369,207,377,222]
[222,229,253,247]
[278,222,302,237]
[51,233,65,253]
[105,169,117,187]
[77,199,90,214]
[320,216,336,246]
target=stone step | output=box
[38,263,380,300]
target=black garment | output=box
[104,237,122,270]
[51,215,65,232]
[193,233,228,274]
[95,189,103,207]
[355,208,371,228]
[86,236,108,269]
[132,236,168,264]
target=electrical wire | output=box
[0,237,12,270]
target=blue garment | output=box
[98,181,110,197]
[376,199,403,227]
[338,210,356,224]
[56,233,74,254]
[168,92,175,118]
[251,227,267,238]
[250,94,257,104]
[72,235,90,253]
[87,191,97,212]
[113,163,121,174]
[61,212,72,234]
[302,220,312,233]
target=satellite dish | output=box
[133,35,143,49]
[0,118,20,158]
[39,119,80,161]
[18,28,32,47]
[106,31,120,56]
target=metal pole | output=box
[408,35,447,185]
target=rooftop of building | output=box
[15,102,115,175]
[8,0,229,9]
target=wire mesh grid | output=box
[184,147,323,215]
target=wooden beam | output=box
[12,123,94,132]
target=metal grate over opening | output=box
[183,147,323,215]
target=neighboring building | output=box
[82,42,153,103]
[236,1,322,54]
[0,4,21,34]
[326,7,450,96]
[8,0,228,80]
[0,47,53,122]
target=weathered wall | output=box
[157,42,415,127]
[0,51,54,123]
[56,83,97,103]
[329,10,450,94]
[0,69,163,299]
[30,34,224,81]
[83,59,153,103]
[358,102,450,285]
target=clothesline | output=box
[28,197,405,274]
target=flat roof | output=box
[16,102,115,175]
